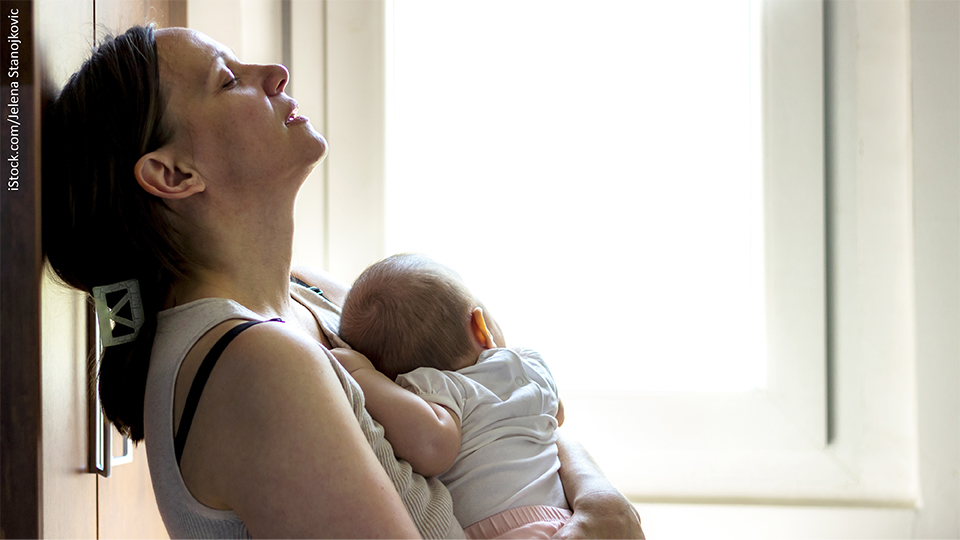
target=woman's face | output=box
[154,28,327,196]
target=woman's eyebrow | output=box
[206,51,234,88]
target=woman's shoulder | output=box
[208,318,329,370]
[172,320,353,502]
[192,318,361,412]
[181,319,350,442]
[171,315,429,538]
[171,318,342,433]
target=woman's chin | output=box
[306,129,329,165]
[296,139,328,184]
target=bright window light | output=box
[385,0,765,393]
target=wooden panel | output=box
[37,0,95,90]
[40,270,98,539]
[0,0,42,537]
[161,0,188,27]
[34,0,100,536]
[98,437,169,539]
[97,0,186,34]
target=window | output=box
[385,0,766,394]
[300,0,921,506]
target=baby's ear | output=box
[134,148,204,199]
[470,307,497,349]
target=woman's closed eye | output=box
[221,76,239,90]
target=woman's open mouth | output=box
[285,106,304,125]
[285,101,309,126]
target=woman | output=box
[42,25,643,539]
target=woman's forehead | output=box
[155,28,235,89]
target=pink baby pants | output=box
[463,505,573,539]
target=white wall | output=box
[187,0,283,64]
[909,0,960,535]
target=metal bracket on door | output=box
[92,404,134,478]
[87,304,134,478]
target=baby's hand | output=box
[330,348,376,375]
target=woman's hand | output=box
[553,432,644,539]
[552,490,644,539]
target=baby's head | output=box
[340,254,497,380]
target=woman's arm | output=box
[330,348,462,478]
[553,431,645,539]
[180,322,422,538]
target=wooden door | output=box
[1,1,183,537]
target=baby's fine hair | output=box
[340,254,477,380]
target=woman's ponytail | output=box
[43,25,186,442]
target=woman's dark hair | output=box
[42,25,186,441]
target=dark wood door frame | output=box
[0,0,42,537]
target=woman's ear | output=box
[134,149,203,199]
[470,307,498,349]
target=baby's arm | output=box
[330,348,462,478]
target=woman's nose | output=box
[263,64,289,96]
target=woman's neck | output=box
[171,262,293,317]
[168,209,299,319]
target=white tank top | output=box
[143,282,463,539]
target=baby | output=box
[332,253,570,539]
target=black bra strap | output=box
[175,318,283,466]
